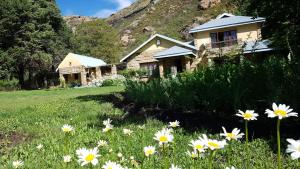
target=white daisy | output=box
[200,134,226,150]
[154,128,174,145]
[170,164,181,169]
[102,161,123,169]
[189,139,206,152]
[236,110,259,121]
[265,103,298,119]
[102,125,113,133]
[220,127,244,141]
[61,124,74,133]
[144,146,156,157]
[97,140,108,147]
[123,129,133,135]
[77,147,100,166]
[103,118,112,126]
[12,160,23,168]
[36,144,43,150]
[63,155,72,163]
[225,167,235,169]
[186,150,199,159]
[169,120,180,128]
[286,138,300,160]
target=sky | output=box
[56,0,135,18]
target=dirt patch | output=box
[0,131,33,152]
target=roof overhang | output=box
[154,51,197,59]
[189,19,265,34]
[243,48,274,54]
[120,34,197,63]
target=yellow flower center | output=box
[159,136,168,142]
[208,142,220,148]
[274,110,287,117]
[191,154,197,158]
[195,144,203,149]
[63,128,71,132]
[146,149,154,155]
[243,113,253,119]
[297,146,300,152]
[108,167,113,169]
[85,154,95,162]
[227,133,235,138]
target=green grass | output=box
[0,87,299,168]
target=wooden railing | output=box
[206,39,242,49]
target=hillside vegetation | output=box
[106,0,237,56]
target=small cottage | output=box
[57,53,117,86]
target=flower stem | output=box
[245,121,249,169]
[277,119,282,169]
[208,150,215,169]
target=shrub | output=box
[0,79,19,91]
[102,79,124,87]
[124,57,300,115]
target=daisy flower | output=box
[169,120,180,128]
[61,124,74,133]
[286,139,300,160]
[154,129,174,145]
[236,110,258,121]
[102,161,123,169]
[200,134,226,150]
[103,118,112,126]
[186,150,200,159]
[265,103,298,119]
[123,129,133,135]
[189,139,206,152]
[36,144,43,150]
[97,140,108,147]
[220,127,244,141]
[77,147,100,166]
[225,167,235,169]
[63,155,72,163]
[102,125,113,133]
[144,146,156,157]
[170,164,181,169]
[12,160,23,168]
[138,125,145,129]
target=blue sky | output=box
[56,0,135,18]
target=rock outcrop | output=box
[198,0,221,10]
[63,16,98,32]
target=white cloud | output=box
[93,0,134,18]
[65,9,75,16]
[93,9,116,18]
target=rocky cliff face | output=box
[63,16,98,32]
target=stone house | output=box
[57,53,117,86]
[120,13,273,77]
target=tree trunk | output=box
[18,64,25,88]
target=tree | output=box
[0,0,72,88]
[73,20,121,63]
[232,0,300,59]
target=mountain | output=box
[63,0,237,58]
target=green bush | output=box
[0,79,19,91]
[102,79,124,87]
[124,57,300,115]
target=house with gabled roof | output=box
[120,13,274,78]
[58,53,117,86]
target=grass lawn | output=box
[0,87,299,168]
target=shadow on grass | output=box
[76,93,300,144]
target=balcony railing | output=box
[207,39,240,49]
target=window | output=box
[140,62,158,76]
[156,39,161,46]
[210,30,237,48]
[69,62,72,66]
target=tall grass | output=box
[125,58,300,114]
